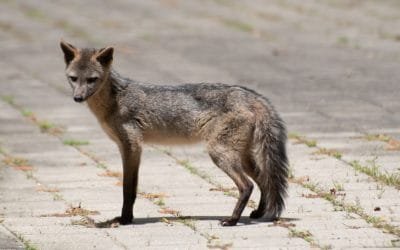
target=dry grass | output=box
[288,133,317,147]
[138,192,169,200]
[40,204,99,218]
[386,139,400,151]
[350,160,400,189]
[2,156,29,167]
[36,185,59,193]
[158,208,181,216]
[312,148,342,159]
[361,133,400,151]
[98,170,122,178]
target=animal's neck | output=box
[86,72,115,121]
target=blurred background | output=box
[1,0,400,134]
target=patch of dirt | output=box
[290,176,310,184]
[36,185,59,193]
[40,204,99,217]
[270,218,296,228]
[98,170,122,178]
[386,139,400,151]
[139,192,169,200]
[158,207,181,216]
[13,165,34,171]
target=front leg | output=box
[119,143,142,225]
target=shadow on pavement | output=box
[90,216,299,228]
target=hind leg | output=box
[242,158,267,219]
[208,143,254,226]
[250,191,267,219]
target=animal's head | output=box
[60,40,114,103]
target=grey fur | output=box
[60,41,289,226]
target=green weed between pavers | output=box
[160,148,256,209]
[176,216,197,231]
[361,133,400,151]
[288,229,314,244]
[297,177,400,237]
[52,193,63,201]
[1,95,14,105]
[38,120,54,132]
[220,18,253,33]
[350,159,400,189]
[22,6,47,21]
[333,181,344,192]
[288,132,317,147]
[290,132,400,190]
[175,158,215,185]
[160,148,327,247]
[96,162,107,169]
[63,139,89,146]
[1,95,64,135]
[363,133,391,143]
[16,233,38,250]
[2,155,28,167]
[312,147,342,159]
[288,226,332,249]
[21,109,34,117]
[207,242,233,250]
[337,36,349,45]
[155,197,165,207]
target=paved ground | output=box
[0,0,400,249]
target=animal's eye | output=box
[69,76,78,82]
[87,77,98,84]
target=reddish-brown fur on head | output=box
[60,40,114,102]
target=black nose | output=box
[74,96,84,102]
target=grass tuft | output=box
[2,156,29,167]
[21,109,34,117]
[15,233,38,250]
[220,18,253,33]
[312,148,342,159]
[63,139,89,146]
[288,132,317,147]
[38,120,54,132]
[350,160,400,189]
[363,133,391,142]
[298,176,400,237]
[337,36,349,45]
[1,95,14,105]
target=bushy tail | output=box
[252,109,289,219]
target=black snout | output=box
[74,96,84,103]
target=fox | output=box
[60,40,288,226]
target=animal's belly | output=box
[143,132,201,145]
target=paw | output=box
[220,217,238,226]
[117,216,133,225]
[249,209,264,219]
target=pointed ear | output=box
[96,47,114,67]
[60,40,77,65]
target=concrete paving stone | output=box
[19,152,94,169]
[5,219,126,250]
[33,166,117,186]
[0,225,24,250]
[0,165,36,190]
[1,0,400,248]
